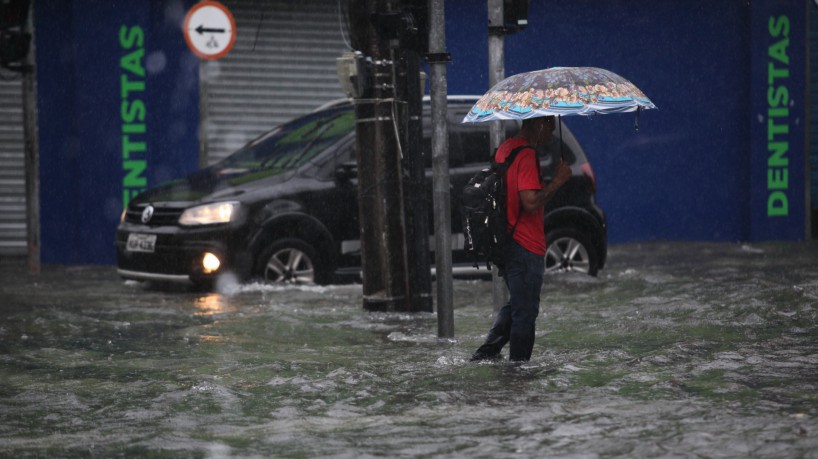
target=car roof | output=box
[312,95,481,113]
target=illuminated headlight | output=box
[202,252,221,274]
[178,202,239,226]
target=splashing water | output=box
[0,242,816,457]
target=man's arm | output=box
[519,161,571,213]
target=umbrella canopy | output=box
[463,67,656,123]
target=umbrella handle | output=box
[558,115,564,162]
[634,107,642,131]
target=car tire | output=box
[256,238,330,285]
[545,228,599,276]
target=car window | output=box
[456,124,491,165]
[220,105,355,174]
[316,134,356,180]
[456,121,519,166]
[421,104,475,168]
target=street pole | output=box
[428,0,453,337]
[22,3,40,275]
[487,0,507,311]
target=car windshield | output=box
[221,105,355,174]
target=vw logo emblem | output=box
[141,205,154,224]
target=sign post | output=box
[183,1,236,60]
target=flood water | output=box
[1,242,817,458]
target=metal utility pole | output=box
[427,0,453,337]
[487,0,507,310]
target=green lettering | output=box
[121,99,146,123]
[120,25,147,209]
[767,191,788,216]
[765,16,790,221]
[120,48,145,78]
[121,74,145,99]
[122,124,145,134]
[122,135,146,160]
[766,85,788,107]
[768,107,789,118]
[767,118,788,141]
[767,142,788,167]
[767,168,788,190]
[123,188,143,208]
[768,62,789,85]
[123,189,131,208]
[768,38,790,66]
[119,25,144,49]
[123,160,147,188]
[768,15,789,38]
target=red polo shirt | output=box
[494,137,545,256]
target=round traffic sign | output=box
[183,1,236,60]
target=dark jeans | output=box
[474,241,545,361]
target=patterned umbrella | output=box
[463,67,656,123]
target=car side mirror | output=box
[335,161,358,182]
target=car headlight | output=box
[178,202,240,226]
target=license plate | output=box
[126,233,157,253]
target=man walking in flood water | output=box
[471,116,571,362]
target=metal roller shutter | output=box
[202,0,350,164]
[0,77,26,256]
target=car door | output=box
[309,133,361,267]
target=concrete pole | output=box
[348,0,413,312]
[428,0,453,337]
[487,0,508,310]
[22,4,40,275]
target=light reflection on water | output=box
[0,242,816,457]
[194,293,235,316]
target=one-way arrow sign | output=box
[196,25,226,35]
[183,1,236,60]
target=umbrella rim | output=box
[462,66,656,123]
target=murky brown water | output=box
[1,242,817,457]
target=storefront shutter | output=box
[0,78,26,255]
[201,0,350,164]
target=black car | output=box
[116,97,607,286]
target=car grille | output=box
[125,204,185,226]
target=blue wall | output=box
[33,0,808,265]
[445,0,807,243]
[36,0,200,264]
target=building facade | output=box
[0,0,813,264]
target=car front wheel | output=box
[545,228,599,276]
[256,238,329,285]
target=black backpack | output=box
[460,144,536,276]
